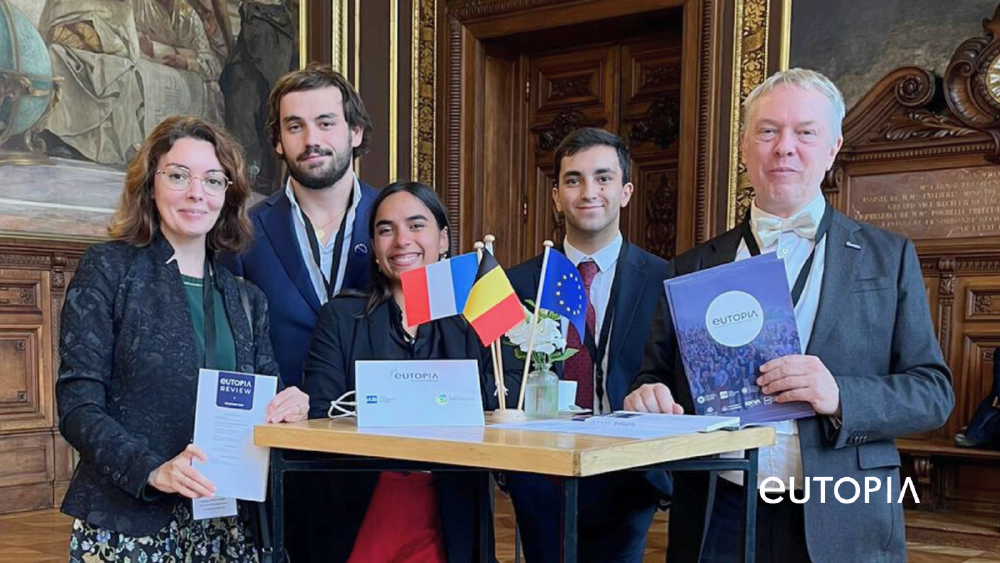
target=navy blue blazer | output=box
[504,239,671,496]
[220,182,378,386]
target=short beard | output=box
[286,148,352,190]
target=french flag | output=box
[400,252,479,326]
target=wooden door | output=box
[522,35,682,260]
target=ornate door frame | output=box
[410,0,790,255]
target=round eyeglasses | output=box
[156,166,231,196]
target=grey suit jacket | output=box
[635,210,954,563]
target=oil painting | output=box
[0,0,299,240]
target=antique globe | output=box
[0,0,55,145]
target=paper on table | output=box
[490,412,740,439]
[192,496,238,520]
[192,369,278,503]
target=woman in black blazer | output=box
[303,181,510,563]
[57,116,309,562]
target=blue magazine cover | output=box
[664,253,814,424]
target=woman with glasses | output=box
[57,116,309,562]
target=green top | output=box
[181,274,237,371]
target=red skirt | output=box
[346,471,448,563]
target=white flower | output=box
[534,342,556,355]
[504,308,533,349]
[503,306,571,367]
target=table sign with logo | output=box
[355,359,485,428]
[664,253,813,424]
[191,369,278,516]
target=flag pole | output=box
[516,240,554,412]
[483,234,508,410]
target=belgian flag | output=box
[462,249,524,346]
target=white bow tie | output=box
[754,213,817,248]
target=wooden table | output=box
[255,419,776,563]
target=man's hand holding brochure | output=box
[627,253,817,422]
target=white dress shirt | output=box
[721,192,828,489]
[562,232,623,414]
[285,175,362,304]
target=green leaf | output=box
[550,348,579,362]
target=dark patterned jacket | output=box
[57,234,280,536]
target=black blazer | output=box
[57,235,280,536]
[303,295,511,563]
[635,211,953,563]
[503,240,672,496]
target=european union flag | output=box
[538,248,587,336]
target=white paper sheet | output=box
[490,412,740,439]
[192,496,238,520]
[192,369,278,504]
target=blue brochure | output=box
[664,253,814,424]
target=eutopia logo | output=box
[759,476,920,504]
[391,370,439,381]
[705,290,764,347]
[711,310,760,326]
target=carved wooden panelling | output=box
[624,44,682,102]
[958,335,1000,434]
[0,272,43,316]
[0,432,53,488]
[966,287,1000,319]
[945,464,1000,514]
[0,239,84,514]
[536,59,607,113]
[0,329,44,427]
[833,5,1000,532]
[622,41,682,154]
[622,163,678,261]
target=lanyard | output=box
[579,240,629,412]
[738,204,833,306]
[301,189,354,300]
[202,259,217,369]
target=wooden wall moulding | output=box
[966,287,1000,320]
[0,238,85,514]
[531,108,608,152]
[0,431,54,489]
[449,0,578,22]
[834,5,1000,524]
[0,329,44,426]
[413,0,438,185]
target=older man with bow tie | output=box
[625,68,954,563]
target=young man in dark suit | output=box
[504,128,670,563]
[626,69,954,563]
[220,64,378,563]
[221,63,378,388]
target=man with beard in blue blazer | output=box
[222,63,377,388]
[220,64,378,563]
[504,127,671,563]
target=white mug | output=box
[558,380,578,411]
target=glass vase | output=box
[524,368,559,419]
